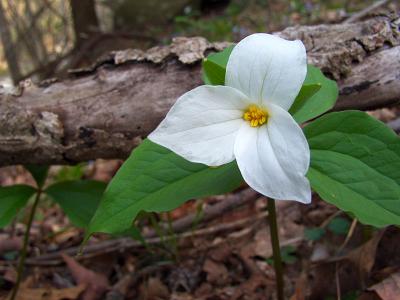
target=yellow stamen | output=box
[243,104,269,127]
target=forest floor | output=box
[0,107,399,300]
[1,1,400,299]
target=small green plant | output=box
[53,164,85,182]
[266,245,298,265]
[304,227,326,241]
[174,14,234,41]
[0,165,106,300]
[173,1,244,42]
[328,217,351,235]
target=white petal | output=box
[234,105,311,203]
[267,103,310,175]
[226,33,307,111]
[149,85,249,166]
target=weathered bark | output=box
[0,14,399,166]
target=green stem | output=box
[267,198,284,300]
[362,224,373,243]
[10,189,41,300]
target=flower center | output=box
[243,105,268,127]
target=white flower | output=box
[149,33,311,203]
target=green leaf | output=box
[304,227,325,241]
[202,45,234,85]
[46,180,106,228]
[328,217,350,235]
[202,49,338,123]
[289,83,321,119]
[88,139,243,235]
[266,246,297,265]
[290,65,338,123]
[281,245,298,264]
[25,165,49,188]
[54,164,85,182]
[305,111,400,227]
[116,226,146,244]
[2,251,18,261]
[0,185,36,228]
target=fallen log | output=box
[0,14,399,166]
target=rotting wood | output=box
[0,14,399,166]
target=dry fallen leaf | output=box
[367,108,396,123]
[3,268,17,283]
[15,286,86,300]
[290,272,308,300]
[6,277,85,300]
[347,230,386,284]
[52,228,80,244]
[62,253,110,300]
[139,277,169,300]
[0,237,22,255]
[232,274,268,300]
[203,259,229,286]
[310,230,385,298]
[369,271,400,300]
[88,159,122,182]
[253,225,272,258]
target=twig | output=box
[344,0,392,23]
[9,219,17,238]
[183,210,268,239]
[320,210,342,228]
[24,189,259,265]
[151,188,259,237]
[335,262,342,300]
[337,219,358,254]
[27,206,267,266]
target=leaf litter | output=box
[2,150,400,299]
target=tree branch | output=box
[0,14,399,166]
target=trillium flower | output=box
[149,33,311,203]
